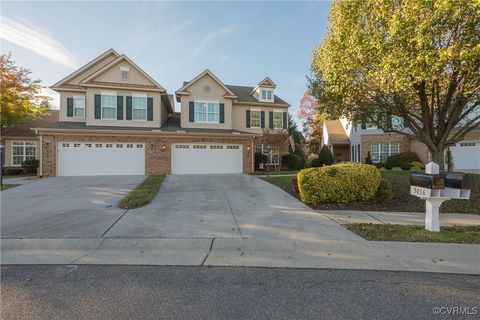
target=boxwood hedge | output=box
[297,163,381,204]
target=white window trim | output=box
[250,108,261,128]
[259,88,274,102]
[101,92,117,120]
[11,141,37,166]
[132,93,148,121]
[73,96,85,119]
[273,110,284,129]
[370,143,400,163]
[194,100,220,124]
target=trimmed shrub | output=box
[297,163,381,204]
[22,159,39,174]
[365,151,373,164]
[386,152,421,169]
[375,178,393,202]
[310,157,321,167]
[282,153,304,170]
[254,153,268,170]
[375,162,386,169]
[318,145,334,166]
[5,168,24,176]
[410,161,425,170]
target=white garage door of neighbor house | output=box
[171,143,243,174]
[450,141,480,170]
[58,142,145,176]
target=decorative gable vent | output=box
[120,66,130,80]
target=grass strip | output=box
[118,175,165,209]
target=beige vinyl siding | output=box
[58,91,87,122]
[232,105,285,133]
[94,61,156,86]
[179,74,233,130]
[67,53,118,85]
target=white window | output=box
[132,96,147,121]
[194,101,219,123]
[273,111,283,129]
[371,143,400,163]
[12,142,36,166]
[255,144,279,165]
[101,94,117,120]
[260,89,273,101]
[73,96,85,118]
[250,110,261,128]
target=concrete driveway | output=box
[105,174,360,241]
[1,176,144,238]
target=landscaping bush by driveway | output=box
[297,163,381,204]
[261,170,480,214]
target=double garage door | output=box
[57,142,243,176]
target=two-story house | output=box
[34,49,290,176]
[322,118,480,170]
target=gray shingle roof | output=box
[225,85,289,105]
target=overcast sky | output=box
[1,1,331,123]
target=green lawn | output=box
[260,170,480,213]
[118,175,165,209]
[0,184,18,191]
[344,223,480,244]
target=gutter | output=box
[32,127,259,138]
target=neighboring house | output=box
[322,118,480,170]
[1,110,59,170]
[34,49,290,176]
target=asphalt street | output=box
[1,266,479,320]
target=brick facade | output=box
[361,133,429,163]
[40,133,254,177]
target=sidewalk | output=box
[2,237,479,274]
[318,210,480,226]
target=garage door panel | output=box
[58,142,145,176]
[450,141,480,170]
[172,144,242,174]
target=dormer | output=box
[251,77,276,103]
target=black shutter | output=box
[67,97,73,117]
[117,96,123,120]
[94,94,101,119]
[147,97,153,121]
[126,96,132,120]
[269,111,273,129]
[261,111,265,128]
[246,110,251,128]
[283,112,287,129]
[189,101,194,122]
[219,103,225,123]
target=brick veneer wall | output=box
[40,134,254,177]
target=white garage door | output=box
[450,141,480,170]
[58,142,145,176]
[171,143,243,174]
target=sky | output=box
[1,1,331,124]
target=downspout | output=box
[38,132,43,177]
[251,139,254,173]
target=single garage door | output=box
[450,141,480,170]
[58,142,145,176]
[171,143,243,174]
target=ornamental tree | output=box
[1,54,49,130]
[298,91,326,154]
[310,0,480,171]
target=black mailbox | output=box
[444,173,476,190]
[410,174,445,189]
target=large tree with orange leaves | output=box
[1,54,49,130]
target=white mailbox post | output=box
[410,162,471,232]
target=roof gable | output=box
[79,55,165,92]
[51,49,119,90]
[257,77,276,88]
[176,70,237,100]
